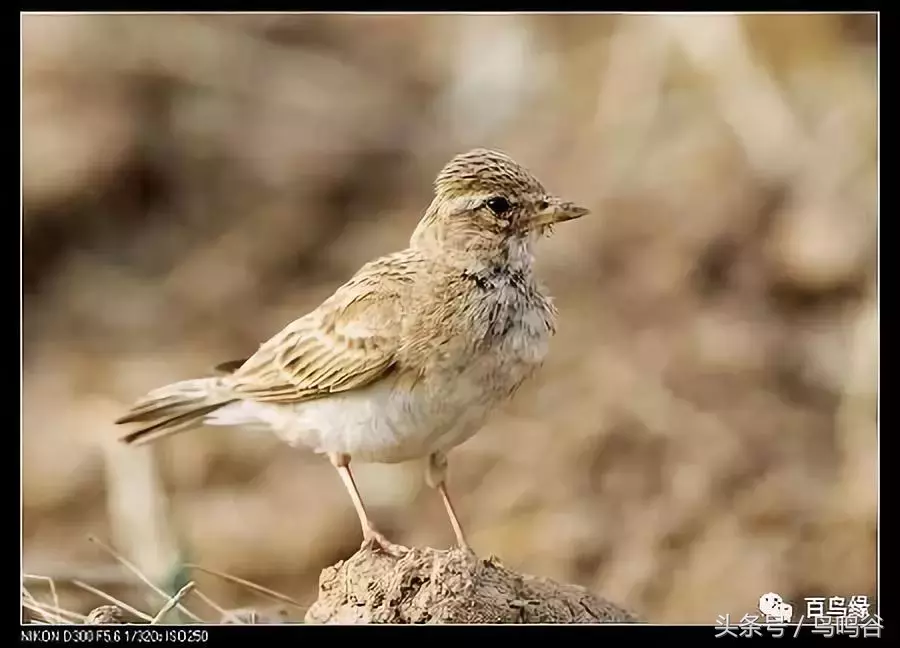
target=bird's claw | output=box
[455,543,477,558]
[361,527,409,558]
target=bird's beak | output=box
[526,199,590,230]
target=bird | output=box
[115,148,589,557]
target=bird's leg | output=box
[328,453,409,558]
[427,451,473,553]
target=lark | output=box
[116,148,589,556]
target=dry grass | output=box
[22,537,304,625]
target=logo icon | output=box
[759,592,793,623]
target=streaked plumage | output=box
[116,148,588,555]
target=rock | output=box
[85,605,126,624]
[305,546,640,624]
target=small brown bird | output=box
[116,148,588,556]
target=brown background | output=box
[22,13,877,623]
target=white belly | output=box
[206,373,486,463]
[206,344,545,463]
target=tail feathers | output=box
[116,377,236,446]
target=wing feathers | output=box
[224,251,417,405]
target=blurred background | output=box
[22,13,877,624]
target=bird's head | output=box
[411,148,589,268]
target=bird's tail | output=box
[116,377,237,446]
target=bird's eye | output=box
[486,197,511,215]
[537,200,549,211]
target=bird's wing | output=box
[225,251,418,405]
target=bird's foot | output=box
[361,526,409,558]
[455,542,477,558]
